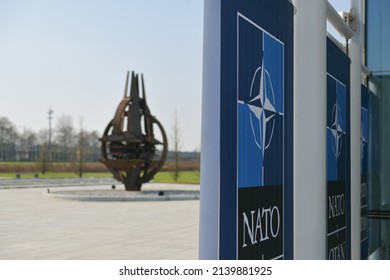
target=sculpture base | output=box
[44,184,200,202]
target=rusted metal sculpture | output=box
[100,71,168,191]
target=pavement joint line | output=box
[43,189,200,202]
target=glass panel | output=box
[368,85,381,255]
[366,0,390,258]
[366,0,390,75]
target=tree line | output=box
[0,115,101,163]
[1,111,200,179]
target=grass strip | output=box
[0,171,200,184]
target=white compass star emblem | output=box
[247,58,278,161]
[330,103,344,159]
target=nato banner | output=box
[361,85,369,260]
[326,38,351,260]
[237,12,285,260]
[199,0,294,260]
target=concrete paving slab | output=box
[0,183,199,260]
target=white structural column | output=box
[349,42,362,260]
[198,0,221,259]
[293,0,327,259]
[350,0,364,260]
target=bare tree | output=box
[83,130,101,161]
[55,114,75,161]
[170,109,181,182]
[47,108,54,162]
[18,128,38,161]
[0,117,18,143]
[0,117,18,160]
[83,130,100,149]
[75,118,84,178]
[37,129,49,174]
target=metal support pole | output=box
[326,1,354,39]
[293,0,327,259]
[350,0,365,260]
[349,41,362,260]
[199,0,221,260]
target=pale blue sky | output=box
[0,0,203,151]
[0,0,349,152]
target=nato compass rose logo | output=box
[330,103,344,159]
[247,58,279,161]
[361,122,366,160]
[237,21,284,188]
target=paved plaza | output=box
[0,180,199,260]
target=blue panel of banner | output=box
[219,0,294,260]
[326,38,351,260]
[361,85,369,260]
